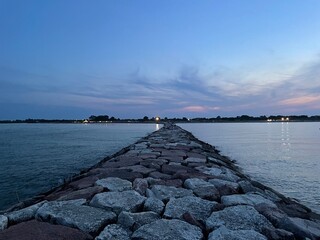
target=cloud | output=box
[279,95,320,106]
[2,55,320,118]
[180,105,220,112]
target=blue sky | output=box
[1,0,320,119]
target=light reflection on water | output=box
[179,122,320,213]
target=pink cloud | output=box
[181,105,220,112]
[279,95,320,106]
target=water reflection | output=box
[179,122,320,214]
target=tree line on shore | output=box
[1,114,320,123]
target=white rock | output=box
[36,199,116,234]
[206,205,273,233]
[90,190,146,214]
[5,201,47,224]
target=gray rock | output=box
[184,178,220,200]
[208,226,267,240]
[5,201,47,225]
[208,179,239,196]
[221,193,277,207]
[95,224,131,240]
[36,199,116,234]
[183,178,214,189]
[184,157,206,164]
[209,179,239,190]
[118,211,160,231]
[0,215,8,231]
[193,186,220,201]
[133,178,148,196]
[264,189,282,202]
[164,196,218,222]
[132,219,203,240]
[90,190,146,214]
[196,166,240,182]
[169,162,182,166]
[238,180,264,194]
[149,171,172,180]
[150,185,193,201]
[289,217,320,239]
[96,177,132,191]
[207,156,227,166]
[206,205,273,233]
[143,197,165,214]
[255,203,311,239]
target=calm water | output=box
[179,122,320,214]
[0,123,160,211]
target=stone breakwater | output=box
[1,123,320,240]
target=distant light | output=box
[267,119,272,122]
[155,117,160,121]
[286,117,290,121]
[281,117,285,121]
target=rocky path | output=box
[1,123,320,239]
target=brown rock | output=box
[0,220,92,240]
[97,169,143,181]
[101,157,141,168]
[173,172,212,181]
[68,176,99,190]
[58,186,104,201]
[161,164,195,175]
[149,171,172,180]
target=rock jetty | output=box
[1,123,320,239]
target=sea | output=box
[0,123,160,211]
[179,122,320,214]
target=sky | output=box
[1,0,320,120]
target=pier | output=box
[0,123,319,239]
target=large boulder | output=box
[221,193,277,208]
[90,190,146,214]
[196,166,240,182]
[184,178,220,200]
[96,177,132,192]
[208,226,267,240]
[132,219,203,240]
[118,211,160,231]
[208,179,239,193]
[183,178,214,189]
[289,217,320,239]
[95,224,131,240]
[149,185,193,202]
[35,199,116,235]
[164,196,218,222]
[5,201,47,225]
[0,220,92,240]
[206,205,273,234]
[143,197,165,214]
